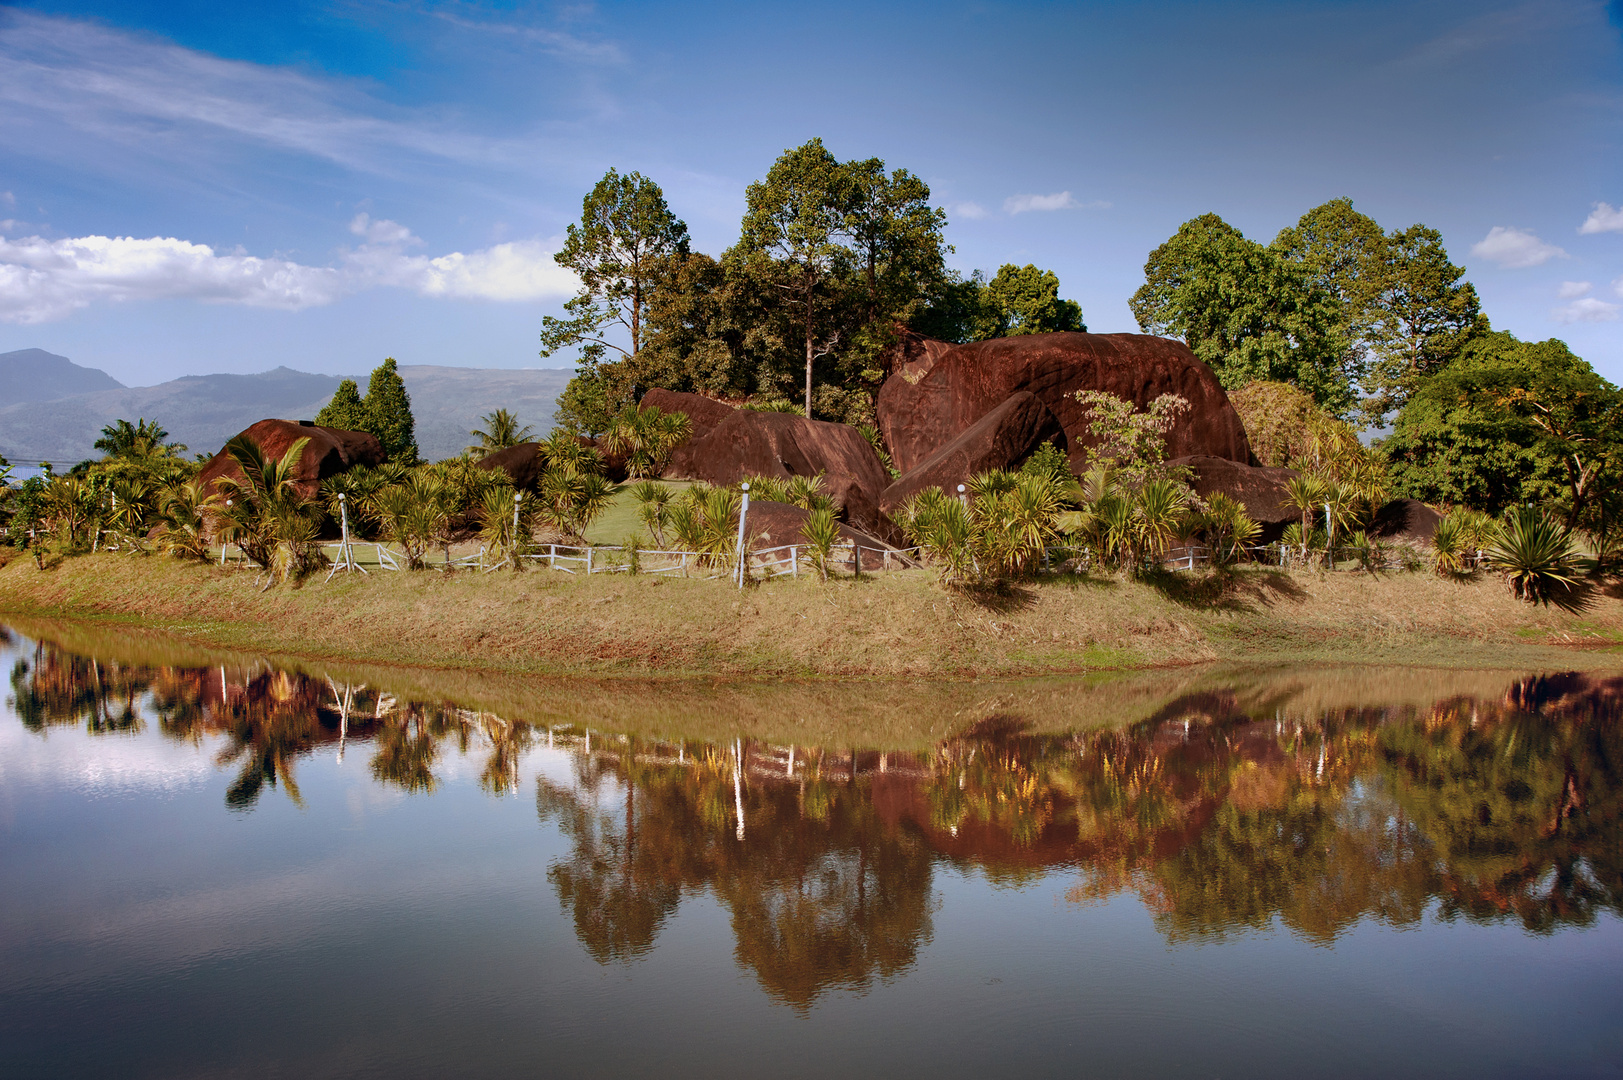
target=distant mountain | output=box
[0,362,574,466]
[0,348,124,404]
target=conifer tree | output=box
[364,358,417,464]
[314,379,369,431]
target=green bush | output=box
[1485,507,1585,605]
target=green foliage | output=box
[975,263,1085,338]
[212,435,326,584]
[154,480,212,561]
[478,484,533,569]
[375,473,450,569]
[1074,390,1191,489]
[800,506,841,582]
[314,360,418,464]
[1019,440,1073,486]
[314,379,369,431]
[898,472,1064,587]
[629,480,675,548]
[1384,332,1617,524]
[541,168,691,365]
[1484,507,1585,605]
[467,409,537,457]
[602,403,692,478]
[1130,213,1350,413]
[552,360,625,436]
[1199,492,1261,570]
[365,358,417,464]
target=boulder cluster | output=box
[202,330,1434,549]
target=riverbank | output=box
[2,553,1621,682]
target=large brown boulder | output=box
[664,410,892,537]
[639,388,737,443]
[879,392,1064,514]
[877,332,1253,475]
[743,500,914,572]
[197,419,386,499]
[1372,498,1442,543]
[1170,455,1298,534]
[475,442,546,490]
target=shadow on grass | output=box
[956,582,1041,615]
[1139,567,1309,612]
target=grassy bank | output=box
[2,552,1621,683]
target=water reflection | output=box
[8,632,1623,1009]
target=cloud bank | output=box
[1470,226,1568,268]
[0,216,576,324]
[1579,202,1623,235]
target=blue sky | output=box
[0,0,1619,391]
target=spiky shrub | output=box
[1281,523,1327,558]
[1485,507,1585,605]
[629,480,674,548]
[375,480,443,570]
[211,435,325,582]
[154,481,212,561]
[1200,492,1261,571]
[477,482,533,569]
[1132,478,1191,574]
[603,404,691,478]
[1430,513,1467,576]
[898,472,1063,586]
[1346,529,1386,573]
[800,507,841,582]
[784,474,832,512]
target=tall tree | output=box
[314,379,368,431]
[541,169,690,365]
[975,263,1085,339]
[467,409,536,457]
[734,138,856,417]
[364,358,417,464]
[1362,224,1486,426]
[843,159,951,375]
[1130,213,1350,414]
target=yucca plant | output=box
[1201,492,1261,571]
[602,404,692,478]
[211,435,324,583]
[477,483,532,569]
[784,473,831,512]
[629,480,674,547]
[375,478,444,570]
[1345,530,1385,573]
[1132,478,1191,573]
[800,507,841,582]
[1430,513,1467,576]
[1284,474,1327,554]
[1485,506,1585,605]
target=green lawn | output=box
[582,480,694,547]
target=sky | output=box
[0,0,1619,391]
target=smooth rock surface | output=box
[877,332,1252,475]
[197,419,386,499]
[879,392,1064,513]
[664,410,892,538]
[1169,454,1299,534]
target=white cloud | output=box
[1552,297,1620,323]
[1470,226,1568,268]
[1558,280,1593,298]
[0,218,577,324]
[0,11,525,178]
[950,201,988,220]
[1005,191,1078,214]
[1579,202,1623,235]
[0,191,13,208]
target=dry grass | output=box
[2,554,1621,691]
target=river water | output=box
[2,622,1621,1079]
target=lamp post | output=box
[736,482,750,589]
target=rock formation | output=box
[475,442,546,490]
[1372,498,1442,543]
[639,388,737,443]
[659,404,893,538]
[879,392,1064,514]
[876,332,1252,475]
[197,419,386,499]
[1169,455,1298,534]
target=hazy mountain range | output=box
[0,349,574,466]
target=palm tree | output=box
[210,435,323,584]
[467,409,537,457]
[1285,475,1327,555]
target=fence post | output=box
[853,543,861,579]
[791,545,799,578]
[586,546,593,574]
[735,483,751,589]
[549,543,556,570]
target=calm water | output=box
[2,626,1622,1079]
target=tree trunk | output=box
[805,291,815,419]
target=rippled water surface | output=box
[3,623,1622,1079]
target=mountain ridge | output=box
[0,359,573,465]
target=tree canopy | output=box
[315,358,418,464]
